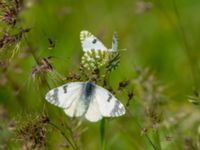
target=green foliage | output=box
[106,52,120,72]
[1,0,200,149]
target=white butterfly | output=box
[80,30,118,52]
[45,81,125,122]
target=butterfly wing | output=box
[93,85,126,117]
[111,32,118,51]
[80,30,107,52]
[45,82,86,117]
[85,97,103,122]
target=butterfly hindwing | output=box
[85,96,103,122]
[80,30,107,52]
[93,85,126,117]
[111,32,118,51]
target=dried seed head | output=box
[126,91,134,107]
[64,72,81,82]
[32,57,53,77]
[7,120,16,131]
[0,105,7,119]
[48,38,56,49]
[141,127,148,135]
[0,0,23,26]
[0,73,8,86]
[128,91,134,100]
[38,115,49,124]
[188,90,200,105]
[165,136,173,141]
[135,1,153,14]
[17,115,49,149]
[0,28,30,60]
[118,80,129,91]
[184,137,197,150]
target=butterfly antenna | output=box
[119,48,127,51]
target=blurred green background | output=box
[1,0,200,149]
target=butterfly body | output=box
[76,81,95,116]
[45,81,125,122]
[82,81,95,101]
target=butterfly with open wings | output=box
[45,81,125,122]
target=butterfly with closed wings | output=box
[80,30,119,70]
[80,30,118,52]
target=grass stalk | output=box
[100,118,106,150]
[171,0,199,89]
[127,110,158,150]
[49,121,78,150]
[153,129,162,150]
[155,0,199,90]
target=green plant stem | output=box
[171,0,199,89]
[49,121,78,150]
[153,129,162,150]
[24,36,40,64]
[127,110,158,150]
[155,0,199,90]
[100,118,106,150]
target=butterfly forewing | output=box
[80,30,107,52]
[45,82,84,109]
[63,95,87,117]
[94,85,126,117]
